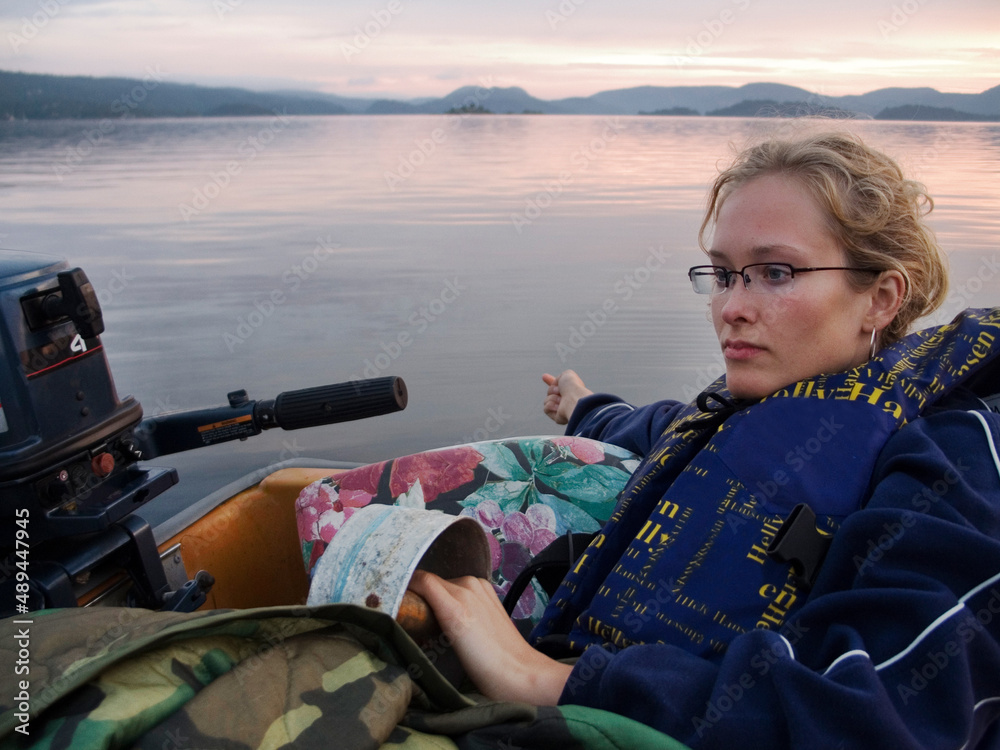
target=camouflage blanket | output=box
[0,604,688,750]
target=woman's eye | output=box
[762,265,792,283]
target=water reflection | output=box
[0,115,996,516]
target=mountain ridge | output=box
[1,70,997,121]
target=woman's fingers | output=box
[542,374,564,423]
[405,570,572,705]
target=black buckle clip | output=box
[767,503,832,591]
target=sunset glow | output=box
[1,0,997,99]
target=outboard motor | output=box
[0,249,407,616]
[0,251,173,545]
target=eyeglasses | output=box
[687,263,880,296]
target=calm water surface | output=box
[1,115,998,523]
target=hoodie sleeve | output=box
[558,408,1000,750]
[566,394,685,458]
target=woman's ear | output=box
[866,270,907,332]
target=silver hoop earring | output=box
[869,328,879,359]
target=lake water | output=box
[1,114,998,525]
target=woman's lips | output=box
[723,340,764,360]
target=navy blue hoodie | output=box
[538,311,1000,749]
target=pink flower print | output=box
[525,503,558,555]
[488,538,539,619]
[295,481,332,542]
[390,447,483,504]
[525,503,556,532]
[490,577,536,620]
[500,511,533,547]
[337,460,387,507]
[305,540,325,572]
[461,502,504,572]
[529,528,557,556]
[473,499,505,530]
[485,531,502,572]
[295,477,374,545]
[512,585,536,620]
[501,506,558,556]
[552,436,605,465]
[499,540,532,583]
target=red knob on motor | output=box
[91,452,115,477]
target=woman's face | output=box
[709,173,874,400]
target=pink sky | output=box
[2,0,997,99]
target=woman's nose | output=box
[717,279,758,324]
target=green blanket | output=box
[0,605,688,750]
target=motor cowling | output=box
[0,249,175,546]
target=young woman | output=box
[409,131,1000,748]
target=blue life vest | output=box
[533,308,1000,658]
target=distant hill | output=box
[408,86,567,115]
[365,99,422,115]
[875,104,1000,122]
[705,99,857,118]
[1,70,997,121]
[551,83,819,116]
[0,71,348,119]
[639,107,699,116]
[836,85,1000,117]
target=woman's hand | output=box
[406,570,572,705]
[542,370,593,425]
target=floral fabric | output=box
[295,437,639,622]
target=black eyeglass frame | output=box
[687,263,881,295]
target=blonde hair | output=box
[699,130,949,346]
